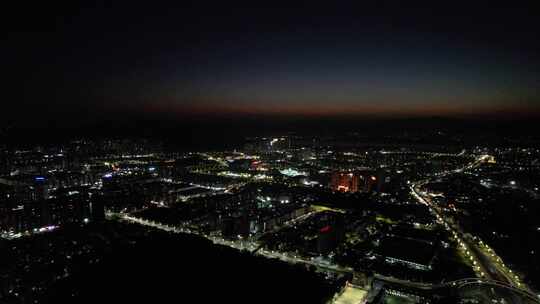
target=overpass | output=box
[374,274,540,303]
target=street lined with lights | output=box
[410,155,532,294]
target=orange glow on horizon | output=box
[142,101,540,118]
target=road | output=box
[112,211,354,276]
[411,183,491,279]
[410,154,531,293]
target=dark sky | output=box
[4,2,540,127]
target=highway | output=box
[410,183,491,279]
[410,154,534,295]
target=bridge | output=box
[447,278,540,303]
[374,274,540,303]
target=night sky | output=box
[4,2,540,128]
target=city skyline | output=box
[3,3,540,303]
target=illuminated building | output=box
[330,171,360,192]
[330,171,382,193]
[376,237,435,271]
[33,176,49,201]
[364,174,377,192]
[280,168,307,177]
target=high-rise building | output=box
[363,175,377,192]
[316,215,345,254]
[33,176,49,200]
[330,171,382,193]
[221,213,250,239]
[90,196,105,222]
[330,171,360,192]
